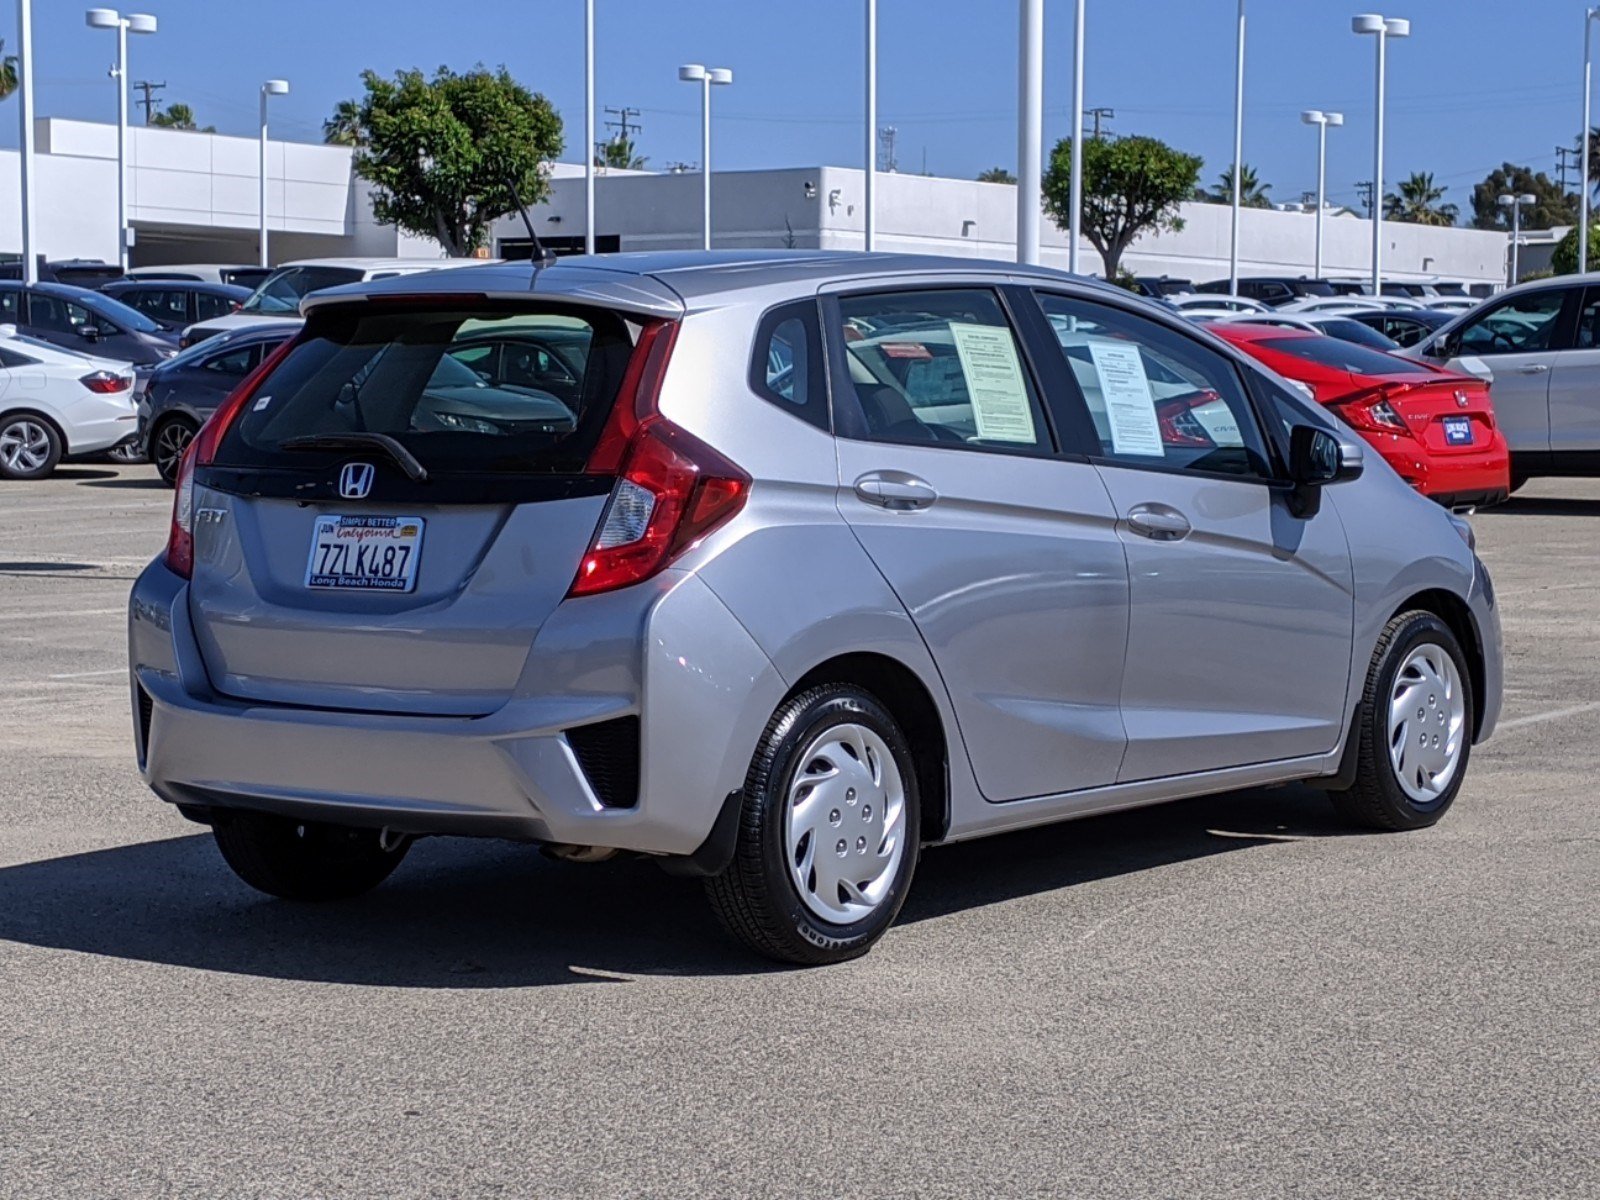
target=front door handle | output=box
[854,471,938,511]
[1517,364,1550,374]
[1125,502,1192,541]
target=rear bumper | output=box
[1366,430,1510,504]
[129,558,788,857]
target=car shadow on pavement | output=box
[49,467,119,481]
[1494,495,1600,518]
[78,476,168,490]
[0,786,1347,987]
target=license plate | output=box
[305,515,425,592]
[1442,416,1473,446]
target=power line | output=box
[604,105,641,142]
[132,79,165,125]
[1086,106,1114,140]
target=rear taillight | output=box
[165,335,298,579]
[79,370,131,394]
[1332,385,1412,435]
[568,319,748,597]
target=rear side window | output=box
[0,347,37,368]
[215,305,634,478]
[194,291,237,321]
[832,288,1053,454]
[1256,336,1434,376]
[749,301,827,430]
[126,288,189,324]
[202,344,256,377]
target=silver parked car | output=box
[129,252,1502,964]
[1401,273,1600,488]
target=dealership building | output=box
[2,117,1514,289]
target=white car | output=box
[179,257,497,348]
[0,326,137,479]
[1167,293,1271,315]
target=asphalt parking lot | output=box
[0,463,1596,1199]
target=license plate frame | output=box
[304,514,426,592]
[1441,416,1473,446]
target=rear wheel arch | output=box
[1390,588,1485,740]
[0,407,68,453]
[789,652,950,844]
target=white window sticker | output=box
[948,322,1037,444]
[1087,339,1164,457]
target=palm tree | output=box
[595,135,646,170]
[1384,171,1458,226]
[0,39,18,102]
[977,166,1017,184]
[1205,163,1271,208]
[323,99,363,146]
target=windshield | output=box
[214,305,635,478]
[240,266,366,315]
[1257,336,1435,377]
[77,291,164,334]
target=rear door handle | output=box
[1125,503,1192,541]
[854,471,938,511]
[1517,364,1550,374]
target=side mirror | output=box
[78,324,101,342]
[1290,424,1361,486]
[1427,333,1457,360]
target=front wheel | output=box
[705,685,921,965]
[1330,611,1474,832]
[211,811,411,901]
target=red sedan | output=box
[1212,323,1510,507]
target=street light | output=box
[584,0,594,255]
[1580,7,1600,274]
[678,64,733,251]
[1499,192,1536,285]
[86,8,157,271]
[1352,14,1409,295]
[1016,0,1043,265]
[17,0,38,283]
[1300,110,1343,279]
[258,79,289,269]
[1067,0,1085,274]
[865,0,876,251]
[1227,0,1246,294]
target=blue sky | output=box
[0,0,1588,216]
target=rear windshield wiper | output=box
[279,432,430,483]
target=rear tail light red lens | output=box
[165,335,299,579]
[1154,390,1220,447]
[79,370,131,394]
[1332,386,1412,435]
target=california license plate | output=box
[1442,416,1473,446]
[305,515,425,592]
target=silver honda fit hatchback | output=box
[128,251,1502,964]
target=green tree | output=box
[149,102,214,132]
[1470,163,1574,231]
[345,65,564,256]
[0,39,17,102]
[1204,163,1271,208]
[1384,171,1458,226]
[1550,223,1600,274]
[1042,135,1203,279]
[323,99,363,146]
[977,166,1016,184]
[596,134,646,170]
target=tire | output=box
[211,811,411,901]
[106,440,146,465]
[149,416,198,486]
[0,414,63,480]
[1330,610,1475,832]
[706,685,921,965]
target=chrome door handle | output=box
[1517,364,1550,374]
[854,471,938,511]
[1125,503,1192,541]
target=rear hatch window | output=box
[210,304,634,500]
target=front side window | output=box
[833,288,1051,453]
[194,292,237,322]
[1034,292,1272,478]
[1455,289,1567,355]
[202,344,256,377]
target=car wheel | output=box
[705,684,920,965]
[106,440,146,464]
[211,811,411,901]
[150,416,198,486]
[1330,611,1474,832]
[0,415,63,480]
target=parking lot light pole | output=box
[865,0,876,251]
[86,8,157,272]
[1017,0,1043,265]
[1499,192,1535,285]
[678,64,732,251]
[1352,14,1409,296]
[1228,0,1245,294]
[584,0,594,256]
[1581,7,1600,275]
[18,0,38,283]
[259,79,289,269]
[1068,0,1084,274]
[1301,110,1343,279]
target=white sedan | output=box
[0,327,138,479]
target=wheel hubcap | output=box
[783,722,907,925]
[0,420,51,473]
[155,423,194,478]
[1387,642,1466,805]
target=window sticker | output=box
[947,322,1037,443]
[1087,338,1164,457]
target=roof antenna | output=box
[505,173,557,266]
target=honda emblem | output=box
[338,462,376,500]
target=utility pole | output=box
[878,124,898,173]
[132,78,165,124]
[1557,143,1578,193]
[1355,179,1375,218]
[604,105,641,141]
[1086,106,1114,140]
